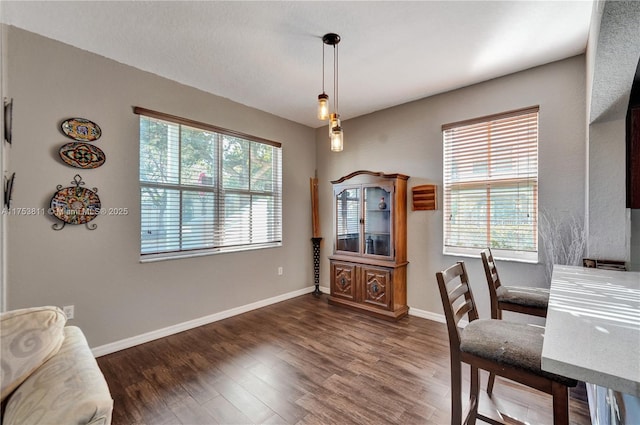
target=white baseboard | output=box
[92,285,331,357]
[408,306,445,323]
[408,306,468,327]
[92,288,467,357]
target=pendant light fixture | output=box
[316,33,343,152]
[317,39,329,120]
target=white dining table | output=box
[541,264,640,397]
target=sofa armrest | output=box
[2,326,113,425]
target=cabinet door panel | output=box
[363,185,393,258]
[331,262,357,301]
[335,187,361,254]
[361,266,391,309]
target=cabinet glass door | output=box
[364,186,392,257]
[336,187,360,253]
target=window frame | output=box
[136,107,282,262]
[442,106,539,263]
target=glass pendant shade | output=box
[317,93,329,120]
[330,126,343,152]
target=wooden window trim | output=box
[134,106,282,148]
[442,106,540,131]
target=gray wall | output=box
[587,118,629,260]
[4,26,595,345]
[1,25,8,311]
[316,56,587,319]
[4,27,317,347]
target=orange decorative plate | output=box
[59,142,106,169]
[50,185,101,225]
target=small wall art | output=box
[50,174,100,231]
[59,142,106,169]
[412,184,437,210]
[4,98,13,144]
[4,172,15,208]
[60,117,101,142]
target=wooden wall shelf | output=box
[412,184,437,210]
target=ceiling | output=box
[1,1,594,129]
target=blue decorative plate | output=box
[61,118,101,142]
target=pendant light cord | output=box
[322,40,325,93]
[334,44,339,114]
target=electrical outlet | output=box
[63,305,74,320]
[278,266,283,275]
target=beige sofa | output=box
[0,306,113,425]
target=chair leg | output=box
[487,372,496,396]
[450,359,462,425]
[487,308,500,396]
[465,366,480,425]
[551,381,569,425]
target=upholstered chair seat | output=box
[495,285,550,309]
[461,319,577,387]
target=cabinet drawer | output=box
[361,266,391,309]
[331,261,357,301]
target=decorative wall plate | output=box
[4,98,13,144]
[4,172,15,208]
[50,175,100,230]
[59,142,106,169]
[60,118,101,142]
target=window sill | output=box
[140,242,282,263]
[443,246,538,264]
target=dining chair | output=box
[480,248,549,320]
[480,248,550,395]
[435,262,576,425]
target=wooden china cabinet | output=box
[328,170,409,321]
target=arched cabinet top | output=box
[331,170,410,184]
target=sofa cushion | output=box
[1,306,66,401]
[3,326,114,425]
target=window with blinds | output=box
[442,106,538,262]
[136,107,282,260]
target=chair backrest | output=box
[480,248,501,319]
[435,262,479,353]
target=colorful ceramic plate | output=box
[59,142,106,169]
[61,118,101,142]
[50,185,101,225]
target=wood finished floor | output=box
[97,294,591,425]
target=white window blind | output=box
[336,188,361,237]
[442,106,539,262]
[136,107,282,260]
